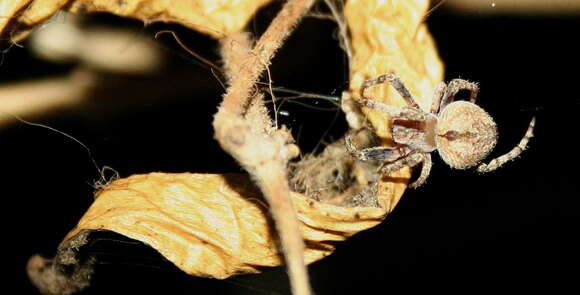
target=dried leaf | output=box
[1,0,67,41]
[0,0,30,34]
[64,173,397,279]
[1,0,274,41]
[345,0,444,201]
[346,0,444,136]
[23,0,445,293]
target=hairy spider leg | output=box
[477,117,536,173]
[409,153,432,188]
[345,129,408,162]
[360,73,420,108]
[357,99,428,121]
[378,152,424,175]
[439,79,480,112]
[430,82,447,114]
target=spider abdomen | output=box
[435,101,498,169]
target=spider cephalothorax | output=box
[346,74,535,188]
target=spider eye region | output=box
[435,101,498,169]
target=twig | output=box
[438,0,580,15]
[213,1,315,295]
[0,70,95,126]
[217,0,315,114]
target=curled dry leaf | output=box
[63,173,396,278]
[0,0,32,35]
[20,0,444,294]
[345,0,444,196]
[0,0,274,41]
[346,0,444,136]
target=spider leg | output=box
[345,130,406,162]
[477,117,535,173]
[357,99,428,121]
[356,146,408,162]
[378,152,424,175]
[360,74,420,108]
[409,153,432,188]
[440,79,479,112]
[430,82,447,114]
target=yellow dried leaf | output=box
[345,0,444,201]
[1,0,274,40]
[0,0,32,33]
[346,0,444,138]
[65,173,403,279]
[25,0,445,292]
[58,0,444,279]
[67,0,274,38]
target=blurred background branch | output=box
[439,0,580,15]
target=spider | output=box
[345,73,536,188]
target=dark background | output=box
[1,1,577,294]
